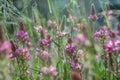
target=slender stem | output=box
[47,0,52,14]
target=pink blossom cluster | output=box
[104,39,120,54]
[16,22,32,47]
[94,25,115,42]
[40,65,57,76]
[9,47,31,60]
[65,38,76,56]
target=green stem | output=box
[47,0,52,14]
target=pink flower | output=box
[95,54,101,59]
[41,67,49,75]
[16,22,32,47]
[0,41,12,54]
[48,20,53,27]
[49,66,57,76]
[75,63,81,71]
[43,51,50,60]
[108,10,113,15]
[61,31,68,37]
[33,26,43,33]
[8,53,14,60]
[75,34,86,44]
[36,49,50,60]
[104,39,120,54]
[104,40,114,53]
[38,35,51,48]
[69,61,76,68]
[23,48,31,60]
[94,25,115,42]
[47,20,57,27]
[26,52,32,60]
[88,14,98,21]
[10,47,31,60]
[69,14,76,22]
[65,38,76,56]
[40,66,57,76]
[36,48,42,57]
[65,43,76,55]
[26,70,31,75]
[88,4,98,21]
[77,50,85,57]
[108,15,113,21]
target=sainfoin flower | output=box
[42,51,50,60]
[77,50,85,58]
[75,63,81,71]
[0,41,12,54]
[74,34,86,44]
[95,54,101,59]
[23,48,32,60]
[36,26,51,49]
[47,20,57,27]
[108,10,113,15]
[49,65,57,76]
[40,67,49,75]
[69,61,81,72]
[36,48,50,60]
[33,26,43,33]
[88,14,98,21]
[94,25,115,42]
[40,66,57,76]
[16,22,32,47]
[65,43,76,55]
[104,39,120,54]
[38,36,51,48]
[88,4,98,21]
[69,61,76,68]
[9,47,31,60]
[65,38,76,55]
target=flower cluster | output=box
[94,25,115,42]
[34,26,51,61]
[65,38,76,56]
[104,39,120,54]
[74,34,86,45]
[36,48,50,60]
[69,60,82,72]
[47,20,58,27]
[65,38,84,72]
[40,65,57,76]
[88,4,98,21]
[69,14,77,22]
[34,26,51,49]
[102,3,113,21]
[16,22,32,47]
[9,47,31,60]
[38,35,51,49]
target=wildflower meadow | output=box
[0,0,120,80]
